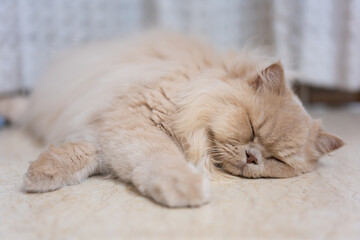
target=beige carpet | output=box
[0,108,359,240]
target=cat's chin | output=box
[220,159,267,178]
[221,161,248,177]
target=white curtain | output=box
[156,0,274,49]
[274,0,360,90]
[0,0,144,93]
[1,0,359,93]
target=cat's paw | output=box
[23,143,99,192]
[145,166,211,208]
[23,150,65,192]
[23,166,62,193]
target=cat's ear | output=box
[315,128,344,155]
[251,61,285,95]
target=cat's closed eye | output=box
[249,119,255,141]
[269,156,286,164]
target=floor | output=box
[0,108,359,240]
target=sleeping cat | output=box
[1,33,344,207]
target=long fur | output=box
[1,33,344,207]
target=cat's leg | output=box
[103,128,211,208]
[23,142,105,192]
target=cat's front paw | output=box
[23,151,64,192]
[145,166,211,208]
[23,166,62,192]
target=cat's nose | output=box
[246,150,258,164]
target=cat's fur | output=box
[2,33,344,207]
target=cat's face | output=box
[208,62,344,178]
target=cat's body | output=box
[2,33,343,207]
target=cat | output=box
[0,33,344,207]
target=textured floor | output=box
[0,108,359,240]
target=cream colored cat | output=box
[1,33,344,207]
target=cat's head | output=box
[176,59,344,178]
[207,61,344,178]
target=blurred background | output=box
[0,0,359,103]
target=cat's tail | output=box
[0,95,29,126]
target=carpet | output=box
[0,108,359,240]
